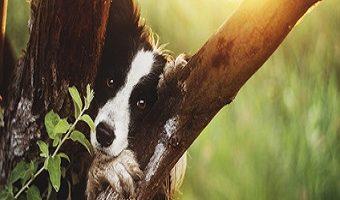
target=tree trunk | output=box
[0,0,110,193]
[0,0,321,199]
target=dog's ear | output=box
[99,0,146,76]
[108,0,141,31]
[103,0,144,56]
[96,0,143,100]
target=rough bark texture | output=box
[0,0,111,195]
[0,0,322,199]
[0,37,15,98]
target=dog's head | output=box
[91,0,170,157]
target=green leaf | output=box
[81,114,95,132]
[53,119,70,135]
[8,161,29,185]
[21,161,38,186]
[69,86,83,118]
[0,185,15,200]
[52,138,60,147]
[74,105,81,120]
[26,185,41,200]
[58,153,70,163]
[0,190,9,200]
[37,141,49,158]
[51,119,70,146]
[70,130,92,154]
[0,188,15,200]
[85,84,94,109]
[47,155,61,192]
[29,161,38,175]
[43,157,49,170]
[7,185,13,194]
[44,111,60,139]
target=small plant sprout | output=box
[0,84,95,200]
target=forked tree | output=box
[0,0,321,199]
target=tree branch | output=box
[124,0,321,199]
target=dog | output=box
[86,0,188,199]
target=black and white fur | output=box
[87,0,187,199]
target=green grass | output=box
[7,0,340,199]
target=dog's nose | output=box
[96,122,115,148]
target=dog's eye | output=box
[106,78,114,88]
[136,99,146,110]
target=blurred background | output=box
[7,0,339,199]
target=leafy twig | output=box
[0,84,95,200]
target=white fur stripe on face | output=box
[92,49,155,156]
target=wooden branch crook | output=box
[98,0,322,198]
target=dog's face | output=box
[92,45,167,156]
[90,0,169,157]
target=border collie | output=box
[87,0,188,199]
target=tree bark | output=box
[0,0,322,199]
[0,0,110,191]
[0,37,14,101]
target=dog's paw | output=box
[159,54,190,89]
[103,150,143,199]
[174,54,189,69]
[87,150,143,200]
